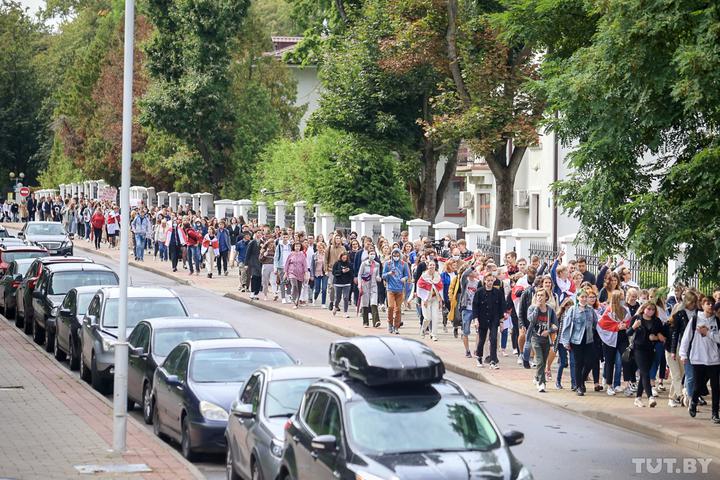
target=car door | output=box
[294,391,331,480]
[232,372,263,476]
[166,345,190,437]
[81,295,101,367]
[56,290,75,353]
[0,262,14,307]
[307,394,345,480]
[32,272,49,328]
[127,323,150,403]
[155,344,183,431]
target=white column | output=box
[349,213,367,234]
[84,181,91,198]
[498,229,521,262]
[90,181,99,200]
[256,201,268,225]
[191,193,200,212]
[157,191,168,207]
[146,187,156,208]
[512,229,550,261]
[360,214,383,240]
[313,204,321,237]
[432,221,460,241]
[319,213,336,241]
[178,192,192,208]
[667,243,687,288]
[199,193,213,217]
[168,192,179,211]
[380,216,403,242]
[407,218,431,241]
[234,199,253,220]
[462,224,491,250]
[293,201,307,232]
[59,184,66,197]
[274,200,287,228]
[214,199,234,219]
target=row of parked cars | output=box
[0,223,531,480]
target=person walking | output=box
[417,260,443,342]
[597,290,631,395]
[90,208,105,250]
[527,289,559,392]
[245,232,263,299]
[628,302,665,407]
[165,219,187,272]
[235,231,251,290]
[326,235,347,311]
[331,252,353,317]
[259,239,275,299]
[216,221,231,276]
[459,267,480,358]
[183,220,202,275]
[274,232,292,303]
[382,248,410,334]
[560,288,598,396]
[311,242,328,307]
[131,209,151,261]
[201,227,219,278]
[472,272,506,368]
[284,242,307,309]
[357,249,381,327]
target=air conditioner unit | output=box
[459,191,474,209]
[514,189,530,209]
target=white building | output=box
[458,130,580,244]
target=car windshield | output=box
[190,347,294,383]
[3,251,48,263]
[26,223,66,236]
[153,327,238,357]
[103,297,187,328]
[346,394,500,454]
[77,292,96,315]
[265,378,317,418]
[49,271,118,296]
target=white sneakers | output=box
[634,398,644,408]
[607,387,616,396]
[651,387,659,397]
[516,356,523,365]
[649,396,657,408]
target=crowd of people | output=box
[27,193,720,424]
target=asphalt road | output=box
[55,250,720,479]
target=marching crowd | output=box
[27,193,720,424]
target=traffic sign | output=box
[19,187,30,197]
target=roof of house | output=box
[264,36,305,60]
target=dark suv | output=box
[31,263,118,349]
[18,221,74,256]
[276,336,532,480]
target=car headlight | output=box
[270,438,284,458]
[354,472,398,480]
[199,400,229,421]
[101,336,115,352]
[51,306,59,317]
[516,466,534,480]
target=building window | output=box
[476,193,491,227]
[443,177,465,216]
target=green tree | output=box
[140,0,251,195]
[0,0,48,186]
[255,129,413,219]
[505,0,720,282]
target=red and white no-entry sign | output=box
[19,187,30,197]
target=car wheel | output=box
[45,325,55,353]
[54,332,66,361]
[68,336,80,370]
[226,447,241,480]
[127,395,134,411]
[181,415,196,461]
[33,319,45,345]
[142,383,153,425]
[152,399,164,439]
[79,349,90,381]
[90,352,110,394]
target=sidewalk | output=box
[0,318,203,480]
[58,235,720,459]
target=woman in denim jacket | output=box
[560,288,598,396]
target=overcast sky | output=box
[19,0,45,15]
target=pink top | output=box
[285,251,307,280]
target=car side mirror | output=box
[130,346,146,358]
[32,290,43,299]
[310,435,337,452]
[503,430,524,447]
[165,374,181,385]
[60,307,71,316]
[15,274,22,281]
[230,401,255,419]
[85,315,97,327]
[17,232,24,239]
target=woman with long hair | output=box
[628,302,665,407]
[667,290,700,406]
[417,260,443,341]
[555,297,576,390]
[597,290,631,395]
[259,239,276,301]
[528,289,559,392]
[560,288,598,396]
[357,247,382,327]
[599,271,621,303]
[284,242,307,309]
[402,242,415,310]
[332,252,353,317]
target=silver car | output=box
[79,286,189,394]
[226,366,332,480]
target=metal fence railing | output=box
[528,241,561,261]
[476,241,501,265]
[574,246,669,290]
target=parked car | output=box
[127,317,240,424]
[53,286,108,369]
[18,221,74,256]
[226,366,332,480]
[0,245,48,276]
[80,287,189,394]
[31,263,118,350]
[16,256,93,333]
[152,338,295,460]
[0,225,12,238]
[0,238,30,248]
[276,336,531,480]
[0,258,35,319]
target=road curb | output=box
[66,237,720,461]
[0,316,205,480]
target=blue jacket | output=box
[382,258,409,293]
[560,305,597,346]
[217,228,231,253]
[235,239,249,263]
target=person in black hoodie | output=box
[332,252,354,317]
[666,290,700,407]
[628,302,665,407]
[472,272,506,369]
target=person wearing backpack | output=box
[679,297,720,422]
[668,291,700,406]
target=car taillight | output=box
[28,278,37,289]
[11,280,20,288]
[284,419,293,431]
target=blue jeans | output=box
[461,310,473,336]
[85,222,91,239]
[649,341,665,381]
[134,234,146,260]
[557,343,576,388]
[159,243,168,261]
[187,245,199,273]
[522,333,533,362]
[685,362,695,397]
[501,328,509,349]
[313,275,328,304]
[613,349,623,388]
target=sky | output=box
[19,0,45,16]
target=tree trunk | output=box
[485,143,526,243]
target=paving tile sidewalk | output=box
[58,235,720,460]
[0,319,203,480]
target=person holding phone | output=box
[527,289,558,392]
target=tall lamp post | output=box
[9,172,25,187]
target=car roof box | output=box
[329,336,445,386]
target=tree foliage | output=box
[254,129,413,219]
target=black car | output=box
[152,338,295,460]
[276,336,532,480]
[16,256,93,333]
[53,286,105,369]
[127,317,239,424]
[18,221,74,256]
[31,262,118,350]
[0,258,35,319]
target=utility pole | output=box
[113,0,134,453]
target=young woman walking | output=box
[560,289,598,396]
[597,290,631,395]
[260,239,276,300]
[311,242,328,307]
[332,252,353,318]
[554,298,576,390]
[528,289,558,392]
[357,248,381,327]
[284,242,307,309]
[628,302,665,407]
[417,260,443,341]
[201,227,219,278]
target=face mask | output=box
[452,255,460,260]
[369,254,376,260]
[393,255,400,261]
[428,256,435,261]
[172,222,177,228]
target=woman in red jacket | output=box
[90,208,105,250]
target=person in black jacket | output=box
[27,194,36,222]
[628,303,665,407]
[472,272,506,369]
[332,252,354,317]
[244,232,262,299]
[518,267,538,368]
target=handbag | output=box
[621,343,634,363]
